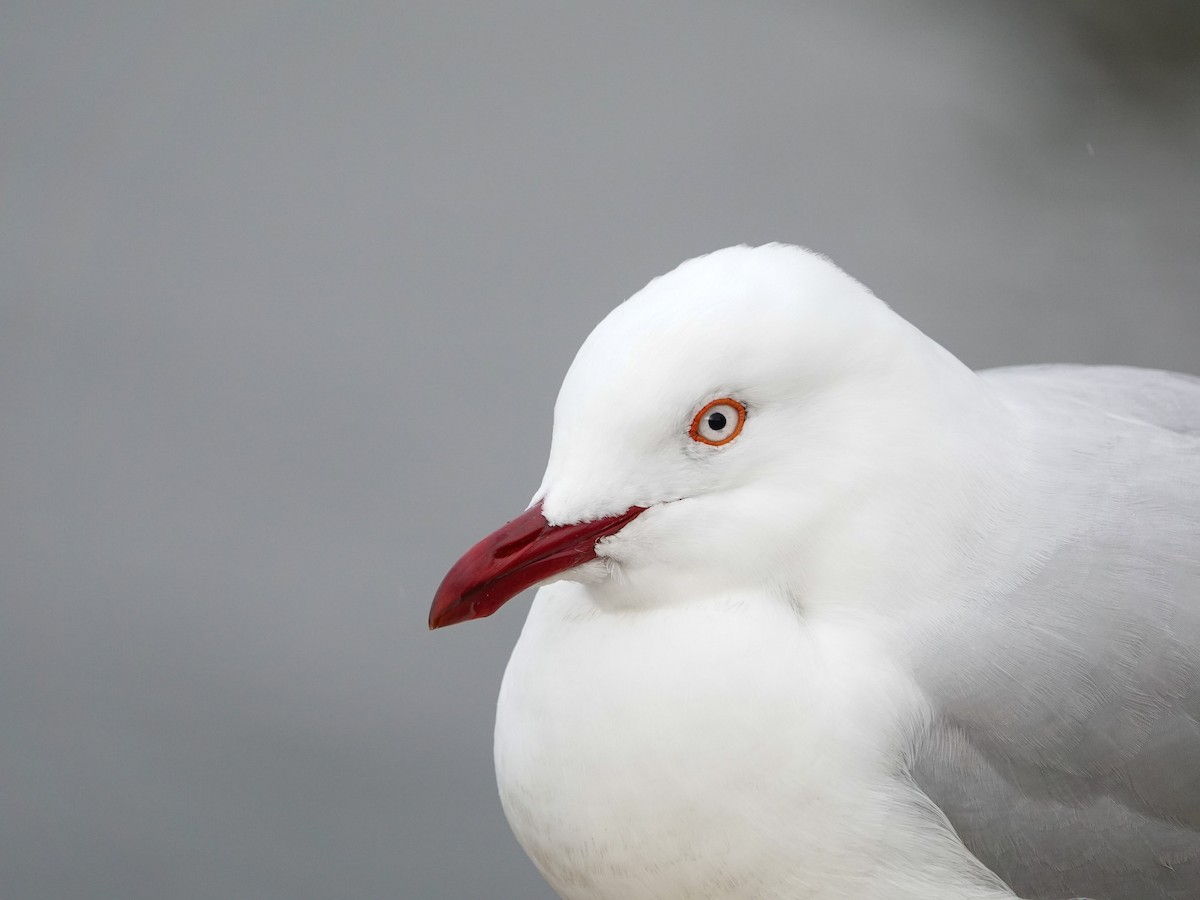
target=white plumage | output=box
[434,245,1200,899]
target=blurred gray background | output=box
[2,2,1198,898]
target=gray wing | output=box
[912,365,1200,900]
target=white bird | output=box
[429,244,1200,900]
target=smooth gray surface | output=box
[1,2,1197,899]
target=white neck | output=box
[496,587,1017,899]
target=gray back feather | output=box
[912,365,1200,900]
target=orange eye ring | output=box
[689,397,747,446]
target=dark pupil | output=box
[707,411,727,431]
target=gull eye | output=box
[689,398,746,446]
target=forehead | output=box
[557,245,875,415]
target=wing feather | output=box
[913,365,1200,900]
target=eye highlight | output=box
[689,398,746,446]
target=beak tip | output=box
[427,588,459,631]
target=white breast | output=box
[494,581,1015,900]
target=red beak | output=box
[428,500,646,629]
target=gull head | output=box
[429,243,953,628]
